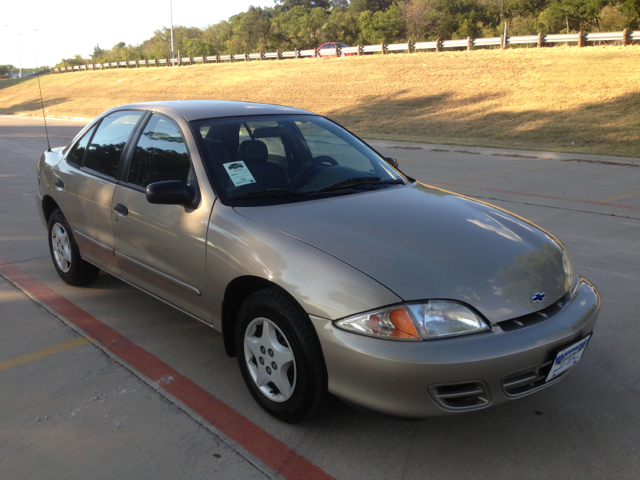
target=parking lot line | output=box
[435,182,640,211]
[598,189,640,204]
[0,256,334,480]
[0,337,90,372]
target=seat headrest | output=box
[202,138,231,164]
[238,140,268,164]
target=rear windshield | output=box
[191,115,405,204]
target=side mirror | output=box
[384,156,399,168]
[146,180,194,206]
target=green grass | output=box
[1,44,639,157]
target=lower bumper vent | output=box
[429,381,490,412]
[502,360,559,397]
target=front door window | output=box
[127,115,191,187]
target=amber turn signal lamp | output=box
[390,308,419,338]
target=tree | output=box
[55,54,88,68]
[227,7,275,53]
[359,3,406,43]
[276,0,332,12]
[203,21,234,54]
[507,15,539,34]
[598,5,627,30]
[545,0,609,31]
[402,0,444,41]
[183,38,217,56]
[324,5,360,44]
[55,0,635,68]
[350,0,395,17]
[505,0,549,18]
[619,0,640,28]
[401,0,495,40]
[90,44,107,62]
[278,6,329,48]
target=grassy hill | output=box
[1,45,639,157]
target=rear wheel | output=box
[235,287,330,423]
[48,209,100,286]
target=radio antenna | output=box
[34,50,51,152]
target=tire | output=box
[235,287,330,423]
[48,209,100,286]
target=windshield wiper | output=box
[313,176,381,193]
[229,189,312,200]
[314,177,405,193]
[230,178,406,199]
[370,179,405,186]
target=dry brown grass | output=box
[1,45,639,157]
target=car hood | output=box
[235,183,568,322]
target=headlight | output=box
[562,250,579,294]
[335,301,489,341]
[335,306,421,340]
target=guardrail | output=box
[49,29,638,74]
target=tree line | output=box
[56,0,640,67]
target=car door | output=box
[54,110,145,272]
[111,113,211,321]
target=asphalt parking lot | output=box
[1,115,638,479]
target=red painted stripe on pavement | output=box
[0,257,334,480]
[435,182,640,211]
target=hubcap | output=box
[51,222,72,273]
[244,317,297,403]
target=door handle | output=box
[54,179,64,191]
[114,204,129,216]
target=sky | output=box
[1,0,277,70]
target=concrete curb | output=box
[365,139,640,167]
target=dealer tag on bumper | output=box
[546,334,592,382]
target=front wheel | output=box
[48,209,100,286]
[235,287,330,423]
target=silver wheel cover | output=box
[244,317,297,403]
[51,222,72,273]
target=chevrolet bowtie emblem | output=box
[532,292,546,304]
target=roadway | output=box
[1,115,638,479]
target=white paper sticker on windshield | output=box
[223,161,256,187]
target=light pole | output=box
[169,0,175,64]
[18,29,37,78]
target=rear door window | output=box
[66,125,96,167]
[84,111,144,178]
[243,120,287,158]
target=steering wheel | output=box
[293,156,338,188]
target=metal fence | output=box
[49,29,639,74]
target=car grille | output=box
[429,381,490,411]
[501,359,569,397]
[498,291,571,332]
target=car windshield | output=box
[191,115,406,203]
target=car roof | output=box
[108,100,315,122]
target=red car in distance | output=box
[317,42,355,57]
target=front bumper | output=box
[311,278,600,418]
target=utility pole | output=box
[19,33,22,77]
[170,0,175,65]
